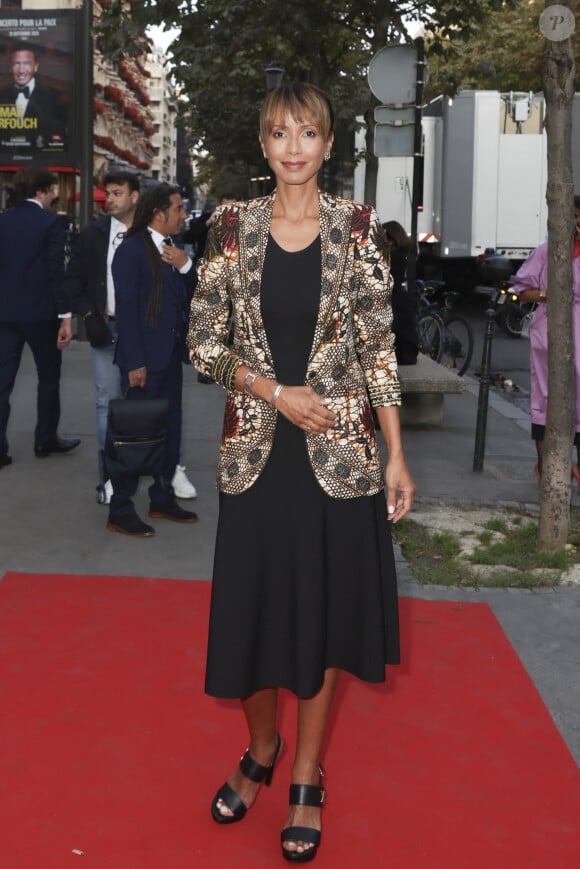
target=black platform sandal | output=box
[281,765,325,863]
[211,732,283,824]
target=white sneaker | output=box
[172,465,197,499]
[104,479,113,504]
[96,479,113,505]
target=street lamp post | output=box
[79,0,94,230]
[265,66,284,91]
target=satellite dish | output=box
[368,44,418,105]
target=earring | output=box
[324,152,331,162]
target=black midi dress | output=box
[205,234,400,699]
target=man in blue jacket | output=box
[66,171,197,505]
[107,183,198,537]
[0,165,79,467]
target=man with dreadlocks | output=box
[107,183,198,537]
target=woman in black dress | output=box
[188,83,415,863]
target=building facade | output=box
[0,0,186,213]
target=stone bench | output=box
[398,353,466,426]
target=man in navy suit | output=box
[0,166,80,467]
[65,171,197,506]
[107,184,198,537]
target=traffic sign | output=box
[368,45,417,104]
[374,123,415,157]
[374,105,415,125]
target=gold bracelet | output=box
[225,357,242,391]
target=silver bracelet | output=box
[271,383,284,408]
[243,371,259,394]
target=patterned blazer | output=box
[188,190,401,499]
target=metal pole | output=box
[406,36,425,294]
[473,308,496,471]
[79,0,93,230]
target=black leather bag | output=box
[84,312,114,348]
[104,396,169,478]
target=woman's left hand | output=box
[384,456,416,522]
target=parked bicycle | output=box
[416,280,474,376]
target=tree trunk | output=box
[538,0,576,551]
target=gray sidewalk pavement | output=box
[1,341,579,766]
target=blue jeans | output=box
[91,323,121,485]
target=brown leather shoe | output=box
[107,513,155,537]
[148,501,199,523]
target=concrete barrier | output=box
[398,353,465,426]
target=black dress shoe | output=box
[34,436,81,457]
[0,453,12,468]
[149,501,199,523]
[106,513,155,537]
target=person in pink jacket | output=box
[512,195,580,486]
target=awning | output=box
[72,188,107,203]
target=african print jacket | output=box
[187,190,401,499]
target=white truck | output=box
[355,89,580,289]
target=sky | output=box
[148,24,180,53]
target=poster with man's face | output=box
[0,11,75,164]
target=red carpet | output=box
[0,571,579,868]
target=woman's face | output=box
[260,113,333,188]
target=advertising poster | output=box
[0,10,76,165]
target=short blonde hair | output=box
[260,83,334,141]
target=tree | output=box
[97,1,513,199]
[538,0,576,551]
[424,0,580,98]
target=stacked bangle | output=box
[212,352,242,391]
[271,383,284,408]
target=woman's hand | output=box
[384,456,416,522]
[276,386,336,434]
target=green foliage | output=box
[425,0,580,98]
[469,521,569,570]
[396,509,578,588]
[395,519,473,586]
[96,1,526,192]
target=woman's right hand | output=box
[276,385,336,434]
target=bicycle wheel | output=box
[439,316,474,376]
[417,313,443,362]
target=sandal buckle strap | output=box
[239,748,272,783]
[238,733,282,784]
[289,783,325,807]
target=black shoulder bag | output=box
[104,393,169,478]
